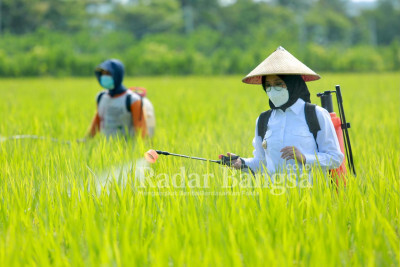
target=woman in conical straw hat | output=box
[222,47,344,177]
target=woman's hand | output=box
[280,146,306,163]
[221,152,243,169]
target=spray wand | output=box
[145,149,246,168]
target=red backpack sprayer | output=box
[317,85,356,185]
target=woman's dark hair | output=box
[262,75,311,111]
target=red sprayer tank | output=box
[329,113,347,186]
[129,87,156,137]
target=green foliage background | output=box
[0,0,399,76]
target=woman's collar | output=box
[287,98,305,114]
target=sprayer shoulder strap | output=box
[96,91,107,106]
[304,102,321,142]
[257,110,273,139]
[257,103,320,142]
[304,103,321,142]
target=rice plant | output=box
[0,74,399,266]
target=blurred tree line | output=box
[0,0,399,76]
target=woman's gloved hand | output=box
[220,152,245,169]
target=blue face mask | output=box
[100,75,115,89]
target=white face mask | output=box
[267,87,289,107]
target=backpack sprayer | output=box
[317,85,356,185]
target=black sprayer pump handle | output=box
[335,85,343,103]
[335,85,356,176]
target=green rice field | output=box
[0,73,399,266]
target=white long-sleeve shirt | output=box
[243,98,344,176]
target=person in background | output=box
[86,59,148,138]
[221,47,343,178]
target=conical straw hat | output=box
[242,46,320,84]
